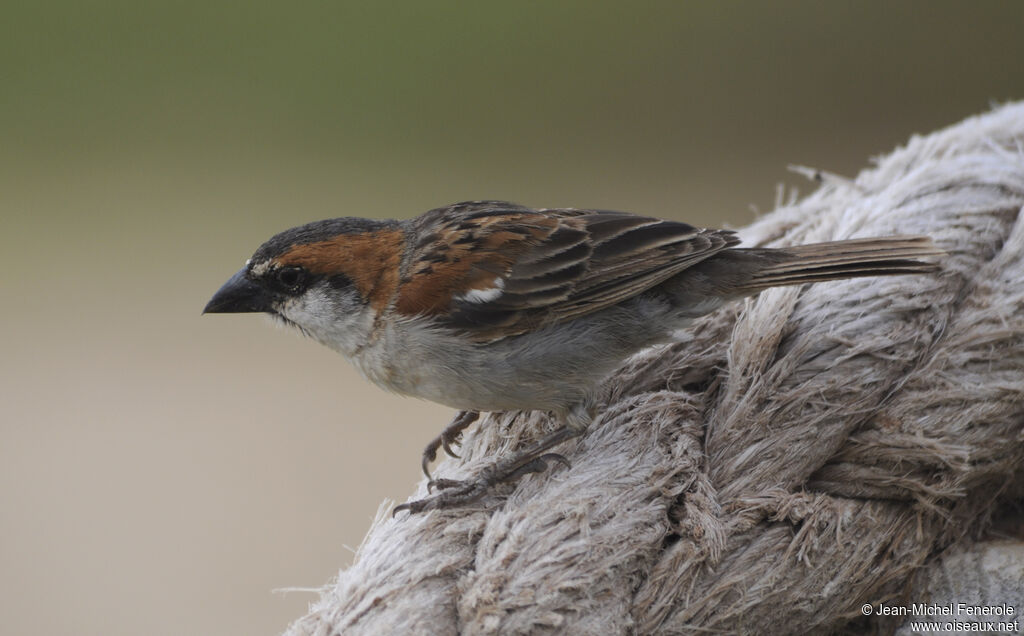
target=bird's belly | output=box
[363,351,576,413]
[346,309,672,415]
[345,327,592,414]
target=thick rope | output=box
[285,102,1024,636]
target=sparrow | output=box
[204,200,942,514]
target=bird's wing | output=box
[394,201,738,342]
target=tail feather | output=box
[736,236,943,291]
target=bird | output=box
[204,200,943,514]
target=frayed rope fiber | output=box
[286,103,1024,636]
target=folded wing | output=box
[395,201,738,341]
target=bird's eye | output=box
[275,266,306,291]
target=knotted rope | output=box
[286,102,1024,635]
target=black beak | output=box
[203,268,273,314]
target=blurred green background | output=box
[2,2,1022,635]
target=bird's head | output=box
[203,217,404,355]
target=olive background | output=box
[2,2,1023,635]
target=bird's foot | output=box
[420,410,480,484]
[394,427,579,516]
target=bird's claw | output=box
[426,477,464,493]
[420,410,480,481]
[393,478,490,516]
[395,434,578,517]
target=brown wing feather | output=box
[394,202,738,341]
[394,202,556,315]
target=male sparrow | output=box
[204,200,941,514]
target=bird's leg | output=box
[421,410,480,484]
[394,405,594,516]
